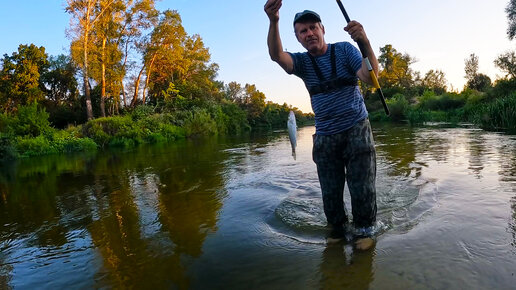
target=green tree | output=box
[243,84,265,121]
[66,0,118,120]
[0,44,48,113]
[464,53,479,82]
[422,69,447,94]
[495,51,516,79]
[464,53,492,91]
[506,0,516,40]
[173,34,219,101]
[224,81,244,103]
[90,0,125,117]
[42,54,79,105]
[377,44,416,90]
[467,74,492,92]
[135,9,187,106]
[118,0,159,107]
[141,10,218,105]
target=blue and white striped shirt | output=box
[289,42,368,135]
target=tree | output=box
[506,0,516,40]
[495,51,516,79]
[118,0,159,107]
[377,44,416,90]
[466,74,492,92]
[90,0,125,117]
[422,69,447,95]
[0,44,48,113]
[66,0,118,120]
[464,53,492,91]
[173,34,219,100]
[134,9,187,106]
[243,84,265,121]
[464,53,479,83]
[41,54,79,105]
[224,81,244,103]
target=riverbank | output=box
[0,102,314,160]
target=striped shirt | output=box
[288,42,368,135]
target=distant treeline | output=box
[364,46,516,132]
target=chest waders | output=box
[307,44,358,97]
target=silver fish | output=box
[287,111,297,160]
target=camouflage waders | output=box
[312,118,377,228]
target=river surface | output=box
[0,123,515,289]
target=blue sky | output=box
[0,0,514,113]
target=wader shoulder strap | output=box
[307,44,357,97]
[308,44,337,82]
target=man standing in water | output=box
[264,0,378,250]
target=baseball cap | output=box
[293,10,321,26]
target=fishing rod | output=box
[336,0,390,115]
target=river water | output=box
[0,123,515,289]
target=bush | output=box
[487,78,516,100]
[221,102,250,134]
[16,135,56,157]
[13,103,52,137]
[0,134,17,160]
[160,123,185,141]
[0,113,13,134]
[82,116,145,146]
[131,105,155,121]
[183,108,218,137]
[386,93,409,121]
[471,92,516,131]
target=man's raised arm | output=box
[264,0,294,74]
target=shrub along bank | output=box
[368,87,516,133]
[0,100,313,160]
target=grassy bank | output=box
[369,89,516,133]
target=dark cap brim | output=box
[293,10,321,25]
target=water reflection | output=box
[319,243,375,289]
[466,130,488,178]
[496,135,516,251]
[0,137,229,288]
[373,124,418,177]
[1,125,516,288]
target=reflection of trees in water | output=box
[319,244,374,289]
[373,124,418,177]
[84,138,227,288]
[413,129,451,163]
[466,131,487,178]
[0,262,12,289]
[0,137,228,288]
[511,196,516,250]
[0,154,97,286]
[496,136,516,250]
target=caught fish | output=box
[287,110,297,160]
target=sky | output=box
[0,0,514,113]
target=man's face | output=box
[294,21,326,55]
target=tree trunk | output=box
[100,37,106,117]
[142,53,157,105]
[84,12,93,121]
[131,65,145,107]
[121,79,127,108]
[83,33,93,121]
